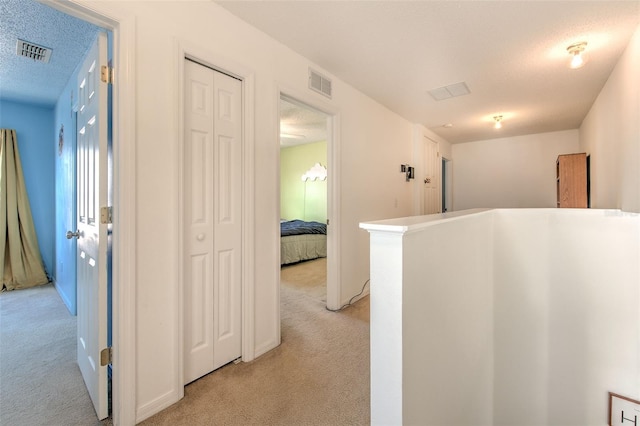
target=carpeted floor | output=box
[0,258,370,425]
[0,283,108,426]
[141,257,370,425]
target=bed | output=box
[280,219,327,265]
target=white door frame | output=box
[277,88,341,311]
[42,1,137,425]
[175,41,256,389]
[442,156,453,213]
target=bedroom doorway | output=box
[279,94,334,310]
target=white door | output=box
[423,137,440,214]
[184,59,243,384]
[75,32,109,420]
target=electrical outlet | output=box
[610,392,640,426]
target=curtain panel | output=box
[1,129,48,290]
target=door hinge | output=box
[100,206,113,224]
[101,65,114,84]
[100,347,112,366]
[327,219,330,225]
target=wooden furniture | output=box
[556,153,588,208]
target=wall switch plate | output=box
[610,392,640,426]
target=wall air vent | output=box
[16,39,52,63]
[309,68,332,99]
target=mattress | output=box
[281,233,327,265]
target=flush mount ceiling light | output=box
[567,41,587,69]
[493,115,503,129]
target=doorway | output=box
[423,136,440,214]
[43,1,136,424]
[278,94,339,310]
[2,1,116,422]
[442,157,452,213]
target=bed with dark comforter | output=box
[280,220,327,265]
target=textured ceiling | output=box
[0,0,99,106]
[280,97,328,147]
[2,1,637,144]
[217,1,640,143]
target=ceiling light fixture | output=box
[493,115,503,129]
[567,41,587,69]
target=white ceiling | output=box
[280,97,328,147]
[217,1,640,144]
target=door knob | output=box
[66,230,80,239]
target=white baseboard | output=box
[135,389,182,423]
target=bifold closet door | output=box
[183,59,242,384]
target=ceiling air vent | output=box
[428,82,470,101]
[16,39,52,63]
[309,68,332,99]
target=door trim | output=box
[175,40,256,390]
[42,1,138,425]
[277,87,341,311]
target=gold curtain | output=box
[0,129,48,291]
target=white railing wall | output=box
[361,209,640,426]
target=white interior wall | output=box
[493,209,640,425]
[363,208,639,426]
[579,25,640,213]
[403,212,494,426]
[492,210,552,424]
[451,130,579,210]
[78,0,417,420]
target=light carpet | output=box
[0,258,370,425]
[141,258,370,425]
[0,283,108,426]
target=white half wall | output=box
[493,209,640,425]
[403,211,494,426]
[580,25,640,213]
[452,130,579,210]
[362,208,640,426]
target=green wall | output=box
[280,141,327,222]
